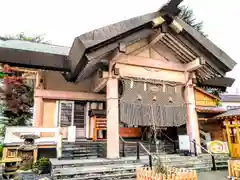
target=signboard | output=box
[207,140,229,154]
[178,135,190,151]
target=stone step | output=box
[54,172,136,180]
[62,144,106,148]
[52,163,142,176]
[51,158,142,180]
[50,154,229,180]
[60,154,99,159]
[61,142,107,159]
[50,157,142,169]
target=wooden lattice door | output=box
[58,101,74,139]
[74,102,86,138]
[225,118,240,158]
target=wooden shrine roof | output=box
[0,40,70,71]
[214,108,240,119]
[66,1,236,82]
[0,0,237,83]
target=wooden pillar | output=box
[185,73,201,154]
[106,77,120,159]
[226,119,232,154]
[234,117,240,144]
[34,71,44,127]
[34,97,44,127]
[33,149,38,163]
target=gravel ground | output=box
[198,170,228,180]
[18,172,51,180]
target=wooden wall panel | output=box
[195,89,217,107]
[41,100,56,137]
[200,122,224,141]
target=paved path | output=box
[198,170,228,180]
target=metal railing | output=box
[119,136,137,157]
[119,136,155,168]
[138,142,157,168]
[191,140,216,171]
[159,131,178,153]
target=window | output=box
[58,101,74,127]
[7,149,17,158]
[74,101,85,128]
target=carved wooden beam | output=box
[149,32,165,46]
[185,58,205,72]
[152,16,165,27]
[92,70,108,92]
[35,71,44,89]
[115,54,186,72]
[169,19,183,33]
[5,66,38,74]
[129,32,165,56]
[35,89,106,101]
[93,78,108,93]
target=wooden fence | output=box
[228,159,240,179]
[136,166,198,180]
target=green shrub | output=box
[33,157,50,174]
[0,144,3,158]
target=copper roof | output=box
[214,108,240,119]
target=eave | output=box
[201,77,235,88]
[157,32,225,81]
[0,40,70,72]
[68,7,236,83]
[195,87,220,100]
[196,106,226,113]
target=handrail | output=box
[159,131,176,143]
[159,131,178,153]
[119,135,154,168]
[190,140,216,171]
[138,142,156,168]
[119,136,137,144]
[190,140,212,155]
[139,142,151,155]
[119,136,137,157]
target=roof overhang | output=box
[196,106,226,113]
[0,0,236,83]
[201,77,235,88]
[65,0,237,82]
[214,108,240,119]
[0,40,70,72]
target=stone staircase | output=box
[148,153,229,172]
[51,152,229,179]
[55,138,229,179]
[119,140,176,157]
[61,139,106,160]
[61,139,176,160]
[50,157,141,180]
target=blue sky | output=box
[0,0,239,93]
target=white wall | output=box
[221,101,240,110]
[4,127,58,144]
